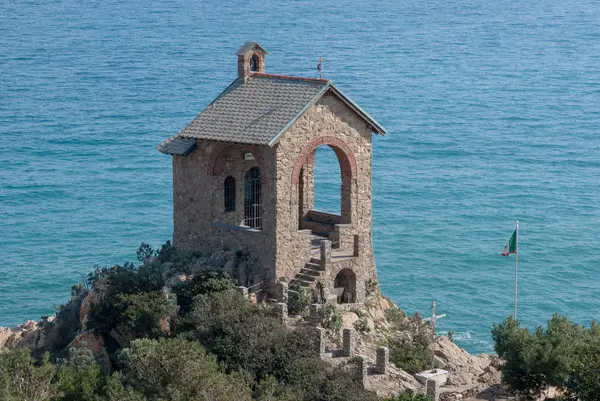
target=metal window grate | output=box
[224,176,236,212]
[244,167,262,229]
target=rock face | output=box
[1,320,45,350]
[429,336,501,397]
[340,296,501,400]
[68,331,111,373]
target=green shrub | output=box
[155,240,202,274]
[385,390,430,401]
[119,338,251,401]
[385,307,406,325]
[287,284,314,316]
[189,290,301,378]
[172,270,234,314]
[354,316,371,334]
[88,291,177,342]
[54,362,106,401]
[566,328,600,401]
[318,304,342,331]
[388,338,432,374]
[491,315,590,399]
[351,309,370,334]
[0,349,55,400]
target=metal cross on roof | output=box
[317,56,324,79]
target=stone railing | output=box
[305,209,342,225]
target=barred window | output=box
[244,167,262,229]
[224,176,236,212]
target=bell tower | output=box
[236,42,268,81]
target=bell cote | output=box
[236,42,268,81]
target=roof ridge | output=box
[251,72,329,84]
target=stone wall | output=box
[273,92,378,299]
[172,139,278,286]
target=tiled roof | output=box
[158,73,385,153]
[157,136,196,156]
[236,42,268,55]
[177,75,329,146]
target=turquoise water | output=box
[2,0,599,353]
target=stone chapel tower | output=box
[158,42,386,304]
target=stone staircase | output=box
[290,257,324,288]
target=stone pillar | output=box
[237,286,248,299]
[356,356,367,389]
[275,302,288,326]
[276,280,289,303]
[309,304,321,326]
[320,240,331,270]
[342,328,356,357]
[353,234,360,257]
[314,327,326,359]
[426,379,440,401]
[374,346,389,375]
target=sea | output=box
[1,0,599,354]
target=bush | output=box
[318,304,342,331]
[566,330,600,400]
[172,270,234,314]
[491,314,597,400]
[189,290,301,378]
[0,349,55,400]
[287,283,315,316]
[119,338,251,401]
[88,291,177,342]
[388,339,432,374]
[385,307,406,325]
[55,362,106,401]
[351,308,371,334]
[385,390,430,401]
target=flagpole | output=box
[514,220,519,320]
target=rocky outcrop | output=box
[1,319,48,350]
[430,336,501,388]
[338,295,502,400]
[79,290,100,331]
[68,331,111,373]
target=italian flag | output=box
[501,229,517,256]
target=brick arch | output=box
[291,136,357,187]
[207,142,269,182]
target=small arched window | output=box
[249,54,259,72]
[244,167,262,229]
[224,176,236,212]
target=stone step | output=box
[300,268,321,277]
[296,275,317,283]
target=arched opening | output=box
[313,145,341,214]
[334,268,357,304]
[244,167,262,229]
[292,137,356,239]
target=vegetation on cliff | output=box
[492,314,600,400]
[0,242,383,401]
